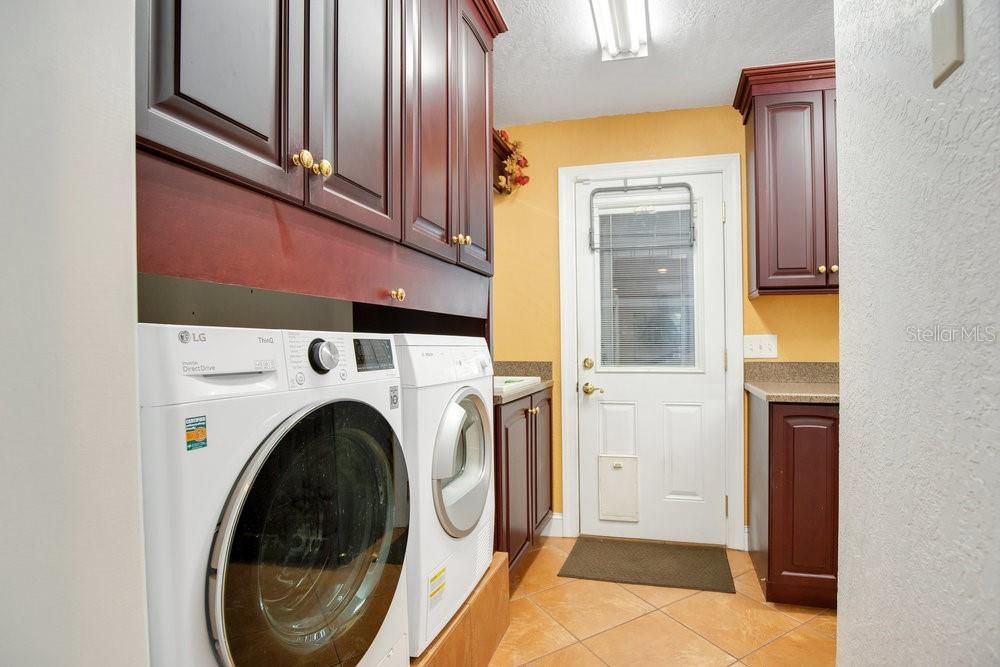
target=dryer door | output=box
[208,400,409,667]
[431,388,492,538]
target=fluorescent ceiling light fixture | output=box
[590,0,649,61]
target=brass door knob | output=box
[312,159,333,179]
[389,288,406,302]
[818,265,827,274]
[581,382,605,395]
[582,357,595,369]
[291,149,314,170]
[830,264,839,273]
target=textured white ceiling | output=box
[493,0,835,127]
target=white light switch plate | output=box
[744,334,778,359]
[931,0,964,88]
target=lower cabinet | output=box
[749,399,839,607]
[531,390,553,533]
[494,388,553,570]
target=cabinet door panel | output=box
[532,391,553,532]
[402,0,458,260]
[769,404,838,594]
[754,91,827,289]
[307,0,402,238]
[136,0,304,198]
[501,398,532,568]
[455,2,494,275]
[824,90,839,288]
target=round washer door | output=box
[208,400,409,667]
[431,387,492,538]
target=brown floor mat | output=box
[558,536,736,593]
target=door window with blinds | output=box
[590,185,703,371]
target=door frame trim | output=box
[556,153,747,549]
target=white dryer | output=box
[138,324,411,667]
[393,334,495,657]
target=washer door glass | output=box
[431,389,491,537]
[209,400,409,667]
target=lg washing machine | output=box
[138,324,410,666]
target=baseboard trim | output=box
[539,512,564,537]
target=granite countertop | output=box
[744,381,839,403]
[743,361,839,404]
[493,379,554,405]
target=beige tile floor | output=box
[490,537,837,666]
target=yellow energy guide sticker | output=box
[185,416,207,451]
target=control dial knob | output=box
[308,339,339,374]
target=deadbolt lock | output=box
[582,357,594,369]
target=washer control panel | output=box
[283,330,398,389]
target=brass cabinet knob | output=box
[291,149,314,170]
[831,264,839,273]
[464,235,474,246]
[581,382,605,395]
[452,234,464,244]
[818,265,827,274]
[527,407,540,415]
[312,159,333,179]
[389,288,406,302]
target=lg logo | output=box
[178,330,207,344]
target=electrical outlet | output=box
[744,334,778,359]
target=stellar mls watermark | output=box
[906,324,998,344]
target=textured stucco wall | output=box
[835,0,999,663]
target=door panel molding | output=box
[136,0,304,199]
[556,154,747,549]
[305,0,403,238]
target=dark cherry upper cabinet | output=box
[403,0,503,274]
[748,398,838,608]
[454,0,495,274]
[137,0,506,306]
[403,0,458,260]
[306,0,403,239]
[136,0,305,199]
[734,61,838,296]
[530,389,553,532]
[495,396,532,570]
[824,89,839,288]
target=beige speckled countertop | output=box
[743,361,839,404]
[494,379,554,405]
[744,381,839,404]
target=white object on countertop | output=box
[493,376,543,400]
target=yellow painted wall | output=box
[493,106,839,513]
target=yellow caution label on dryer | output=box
[428,567,447,601]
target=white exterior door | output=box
[576,172,728,544]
